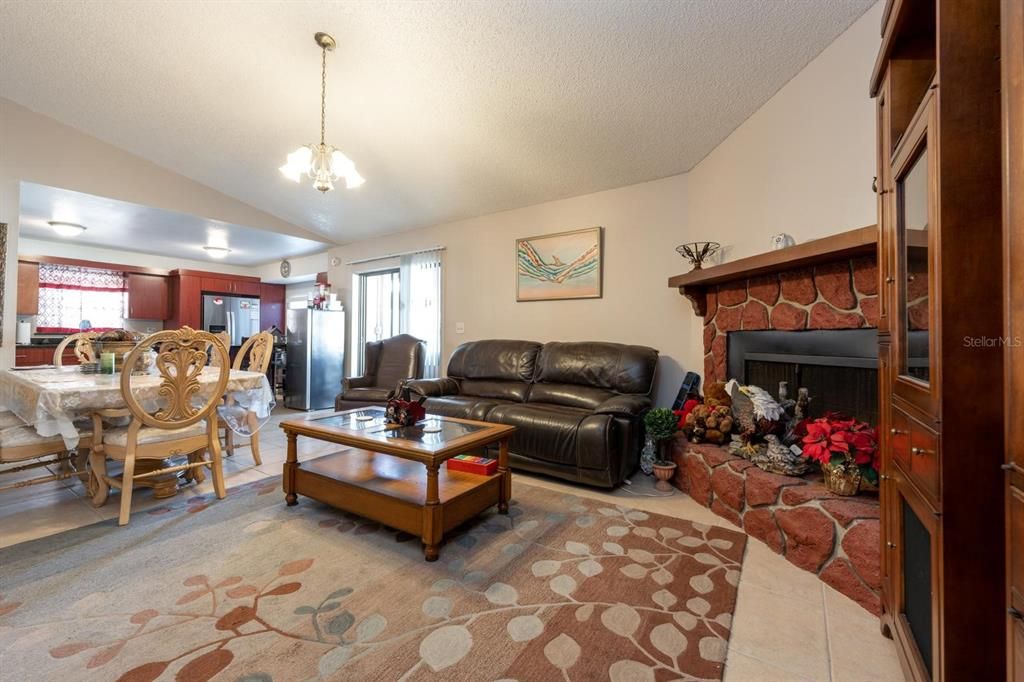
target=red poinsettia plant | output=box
[798,412,879,486]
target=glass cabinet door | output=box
[900,493,935,677]
[897,142,931,383]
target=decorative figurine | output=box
[675,241,721,270]
[770,233,796,250]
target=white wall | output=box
[685,2,881,260]
[0,98,315,367]
[329,174,693,406]
[254,251,329,285]
[327,3,882,407]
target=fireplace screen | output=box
[727,330,879,424]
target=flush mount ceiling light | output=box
[279,32,365,193]
[47,221,87,237]
[203,246,232,259]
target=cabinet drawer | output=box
[892,405,940,505]
[891,409,912,471]
[909,421,940,502]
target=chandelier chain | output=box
[320,45,327,146]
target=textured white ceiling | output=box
[19,182,330,266]
[0,0,874,243]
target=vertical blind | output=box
[36,263,127,333]
[399,250,443,379]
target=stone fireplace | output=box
[728,328,879,424]
[667,227,883,613]
[700,254,880,383]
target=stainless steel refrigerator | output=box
[285,308,345,410]
[202,294,261,346]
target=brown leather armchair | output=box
[335,334,427,411]
[408,340,659,487]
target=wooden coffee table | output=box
[280,407,515,561]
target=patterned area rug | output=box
[0,478,746,681]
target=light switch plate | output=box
[455,322,465,334]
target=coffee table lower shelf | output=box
[287,449,504,561]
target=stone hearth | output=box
[671,439,881,614]
[702,255,879,381]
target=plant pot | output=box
[822,462,862,496]
[652,461,677,492]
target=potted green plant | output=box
[644,407,680,491]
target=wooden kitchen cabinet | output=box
[16,261,39,315]
[126,273,169,320]
[233,280,260,296]
[259,283,285,331]
[168,270,263,331]
[200,277,234,295]
[200,276,260,297]
[14,345,79,367]
[167,274,202,330]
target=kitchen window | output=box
[36,263,128,333]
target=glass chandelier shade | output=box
[280,143,365,193]
[279,32,364,193]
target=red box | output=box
[446,454,498,476]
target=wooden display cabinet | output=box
[1003,0,1024,676]
[872,0,1004,679]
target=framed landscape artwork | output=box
[516,226,603,301]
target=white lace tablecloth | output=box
[0,367,275,449]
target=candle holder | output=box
[675,242,721,271]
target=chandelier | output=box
[279,32,364,193]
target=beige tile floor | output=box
[0,408,905,681]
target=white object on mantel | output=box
[770,233,796,250]
[16,321,31,345]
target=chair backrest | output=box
[121,327,229,430]
[233,331,273,373]
[54,332,98,367]
[208,331,231,368]
[371,334,426,388]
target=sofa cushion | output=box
[535,341,658,394]
[342,387,391,402]
[486,403,591,467]
[459,379,531,402]
[527,383,614,410]
[447,340,542,383]
[425,396,509,422]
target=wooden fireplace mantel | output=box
[668,225,878,316]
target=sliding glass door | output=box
[356,268,400,373]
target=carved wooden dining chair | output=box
[208,331,231,367]
[221,331,273,465]
[53,332,98,367]
[88,327,229,526]
[0,411,93,493]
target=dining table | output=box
[0,365,276,497]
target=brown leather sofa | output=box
[408,339,658,487]
[335,334,426,411]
